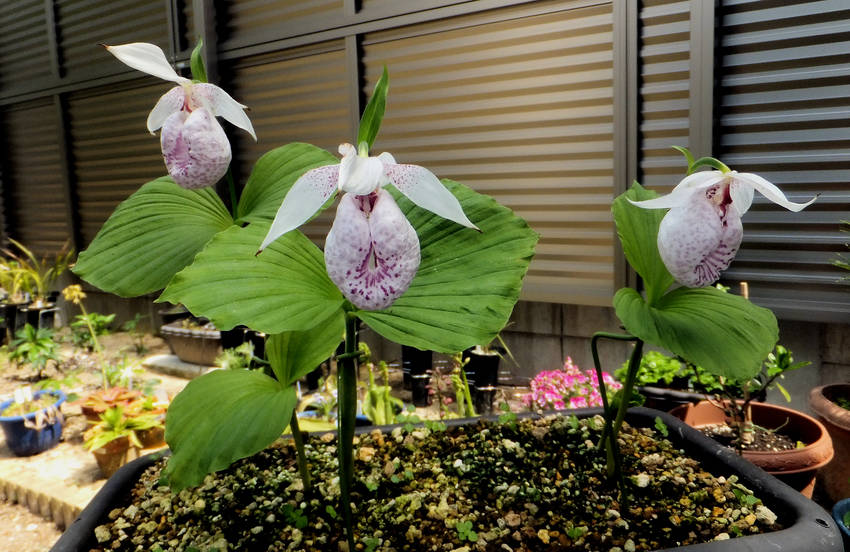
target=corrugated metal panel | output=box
[1,100,70,254]
[717,0,850,322]
[225,41,350,244]
[219,0,344,49]
[0,0,52,95]
[67,81,166,245]
[56,0,170,77]
[362,2,616,306]
[638,0,691,189]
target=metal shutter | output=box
[0,1,52,96]
[218,0,344,50]
[362,1,616,306]
[67,80,166,245]
[717,0,850,322]
[224,41,350,244]
[55,0,170,78]
[1,100,71,254]
[638,0,691,189]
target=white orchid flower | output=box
[105,42,256,189]
[631,169,817,288]
[259,143,478,310]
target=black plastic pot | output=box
[410,373,431,407]
[637,385,706,412]
[401,345,431,391]
[463,349,501,414]
[23,304,58,330]
[51,407,844,552]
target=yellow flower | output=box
[62,284,86,305]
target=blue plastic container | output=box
[0,389,66,456]
[833,498,850,550]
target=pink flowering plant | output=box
[523,357,621,411]
[592,148,816,504]
[72,45,538,547]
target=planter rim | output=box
[809,384,850,432]
[0,390,66,422]
[832,498,850,540]
[51,407,843,552]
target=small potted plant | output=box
[7,323,60,379]
[84,406,162,478]
[124,395,169,449]
[159,316,222,366]
[4,239,73,328]
[462,334,517,414]
[671,346,832,497]
[0,386,65,456]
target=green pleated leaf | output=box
[158,223,344,333]
[267,310,344,385]
[237,142,338,224]
[612,183,674,305]
[162,369,296,491]
[614,285,778,381]
[73,177,233,297]
[190,38,207,83]
[357,180,539,353]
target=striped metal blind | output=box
[717,0,850,322]
[363,1,617,306]
[638,0,691,189]
[225,42,350,244]
[55,0,170,77]
[67,80,166,245]
[1,100,70,254]
[218,0,343,49]
[0,1,52,96]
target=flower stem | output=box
[78,302,108,389]
[225,168,238,220]
[337,314,358,549]
[289,409,312,493]
[590,331,643,507]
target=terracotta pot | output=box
[670,400,833,497]
[136,426,166,449]
[92,436,140,478]
[809,383,850,503]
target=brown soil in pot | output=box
[88,415,780,552]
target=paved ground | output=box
[0,498,62,552]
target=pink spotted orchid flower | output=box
[105,43,256,189]
[258,143,478,310]
[631,168,817,287]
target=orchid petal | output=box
[338,152,385,195]
[258,164,340,252]
[728,176,755,217]
[736,172,818,212]
[324,189,420,310]
[629,171,725,210]
[104,43,190,85]
[147,86,186,133]
[190,83,256,141]
[657,194,743,287]
[381,156,478,230]
[161,108,231,189]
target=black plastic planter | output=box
[50,407,844,552]
[401,345,431,391]
[463,349,501,414]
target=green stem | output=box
[78,303,107,389]
[459,364,476,417]
[590,331,642,508]
[289,410,312,493]
[337,314,358,549]
[225,168,238,220]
